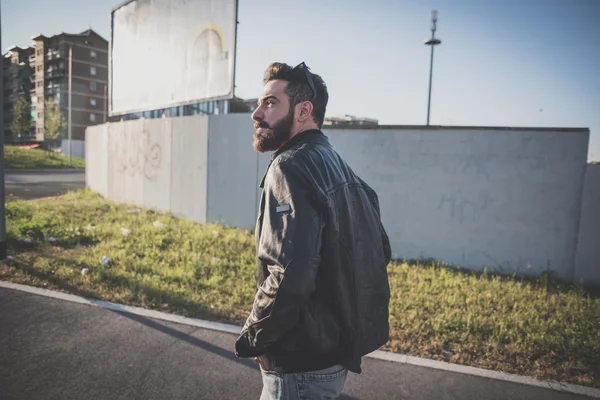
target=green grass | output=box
[1,190,598,388]
[4,145,85,169]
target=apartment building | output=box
[29,29,108,141]
[2,46,34,137]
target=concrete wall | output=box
[86,115,595,282]
[85,126,108,197]
[85,115,209,221]
[108,119,143,206]
[170,116,209,223]
[205,113,270,230]
[324,127,589,280]
[574,164,600,284]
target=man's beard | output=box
[252,107,294,153]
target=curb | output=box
[1,280,598,399]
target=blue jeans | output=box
[260,358,348,400]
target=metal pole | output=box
[68,45,72,166]
[425,10,440,126]
[426,39,434,126]
[0,6,7,259]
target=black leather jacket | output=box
[234,129,391,373]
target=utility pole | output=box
[425,10,442,126]
[68,45,72,166]
[0,6,7,259]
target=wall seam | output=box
[204,115,210,224]
[569,131,591,282]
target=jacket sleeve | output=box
[378,203,392,266]
[235,159,324,358]
[356,176,392,265]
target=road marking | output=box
[0,280,598,399]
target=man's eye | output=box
[266,101,273,107]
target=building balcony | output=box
[46,51,62,61]
[45,86,62,96]
[45,70,65,79]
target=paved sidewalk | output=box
[0,286,595,400]
[4,170,85,201]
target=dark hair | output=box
[263,62,329,128]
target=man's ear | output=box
[297,101,314,122]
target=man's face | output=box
[251,80,295,153]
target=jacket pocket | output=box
[278,299,342,354]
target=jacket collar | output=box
[272,129,324,160]
[259,129,325,188]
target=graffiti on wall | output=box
[114,128,163,181]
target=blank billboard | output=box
[110,0,237,116]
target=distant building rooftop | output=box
[31,29,107,43]
[323,114,379,127]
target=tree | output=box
[10,97,32,138]
[44,98,66,148]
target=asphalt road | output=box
[0,287,590,400]
[4,170,85,201]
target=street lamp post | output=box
[425,10,441,126]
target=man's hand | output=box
[253,354,270,371]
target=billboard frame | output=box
[109,0,238,117]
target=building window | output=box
[90,66,97,76]
[37,49,42,56]
[90,81,97,91]
[90,113,96,122]
[59,62,64,69]
[90,98,97,107]
[90,50,97,58]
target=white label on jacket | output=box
[276,204,291,213]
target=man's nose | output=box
[251,106,263,122]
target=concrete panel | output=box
[574,164,600,284]
[206,113,264,230]
[107,121,126,204]
[141,118,172,212]
[108,119,144,207]
[170,115,209,224]
[84,125,108,197]
[324,127,589,280]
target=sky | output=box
[2,0,599,161]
